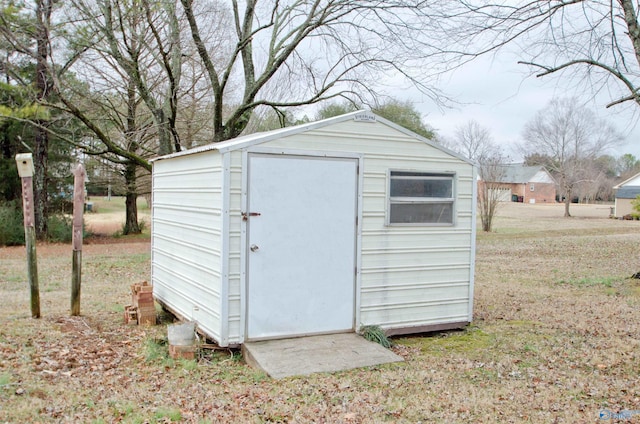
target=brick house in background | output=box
[480,164,557,204]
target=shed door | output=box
[246,154,358,340]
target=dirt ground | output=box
[0,239,150,262]
[1,202,640,423]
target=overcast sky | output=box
[407,52,640,162]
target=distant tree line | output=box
[3,1,640,241]
[443,98,639,230]
[0,0,457,239]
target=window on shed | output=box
[530,184,535,191]
[388,171,455,225]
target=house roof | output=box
[613,171,640,199]
[613,171,640,189]
[485,164,555,184]
[501,165,539,183]
[151,110,473,165]
[615,186,640,199]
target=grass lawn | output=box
[1,202,639,422]
[83,196,151,237]
[87,196,151,215]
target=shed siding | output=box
[152,152,223,341]
[236,119,474,333]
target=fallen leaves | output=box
[2,207,640,422]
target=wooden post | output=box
[15,153,40,319]
[71,164,85,316]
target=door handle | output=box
[250,244,259,252]
[242,212,261,221]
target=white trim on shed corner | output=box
[468,165,478,322]
[149,110,474,167]
[238,147,364,344]
[354,153,364,333]
[239,150,249,343]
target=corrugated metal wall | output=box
[152,152,223,341]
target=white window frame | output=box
[387,170,456,226]
[530,184,535,192]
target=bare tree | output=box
[65,0,184,156]
[431,1,640,112]
[177,53,217,149]
[52,0,212,233]
[49,2,166,234]
[180,1,455,142]
[575,162,610,203]
[589,155,619,202]
[454,120,499,164]
[6,1,472,161]
[32,0,54,239]
[477,157,508,232]
[522,98,623,217]
[451,120,506,232]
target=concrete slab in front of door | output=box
[242,333,403,379]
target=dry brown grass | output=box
[1,202,640,423]
[83,196,151,236]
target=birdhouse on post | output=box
[15,153,34,178]
[15,152,40,318]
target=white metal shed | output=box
[151,111,477,347]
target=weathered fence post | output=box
[71,164,85,316]
[15,153,40,319]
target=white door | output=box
[246,154,358,340]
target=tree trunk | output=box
[123,75,140,235]
[123,162,140,235]
[564,195,572,217]
[1,124,10,158]
[33,128,48,238]
[155,109,172,155]
[34,0,52,240]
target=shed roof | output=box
[151,110,473,165]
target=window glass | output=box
[390,202,453,224]
[389,171,455,225]
[390,177,452,198]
